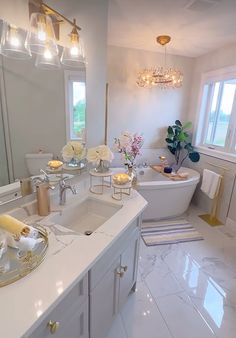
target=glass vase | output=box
[127,165,137,185]
[95,159,109,173]
[67,157,85,169]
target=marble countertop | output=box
[0,174,147,338]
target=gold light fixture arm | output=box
[41,2,81,31]
[29,0,81,32]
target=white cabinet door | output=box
[57,300,89,338]
[28,300,88,338]
[118,228,140,309]
[26,275,89,338]
[90,258,120,338]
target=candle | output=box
[48,160,63,170]
[113,173,131,185]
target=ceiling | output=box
[108,0,236,58]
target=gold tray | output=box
[0,225,48,287]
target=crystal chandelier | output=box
[136,35,183,89]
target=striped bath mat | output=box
[141,219,204,246]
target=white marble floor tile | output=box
[120,281,172,338]
[156,291,216,338]
[143,262,183,298]
[107,206,236,338]
[106,314,128,338]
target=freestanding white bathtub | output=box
[136,167,200,221]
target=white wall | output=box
[0,0,108,179]
[187,42,236,223]
[107,46,194,151]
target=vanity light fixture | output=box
[0,21,32,60]
[136,35,183,89]
[25,11,58,56]
[0,1,86,70]
[60,19,86,68]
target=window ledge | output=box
[195,146,236,164]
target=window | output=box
[65,70,86,141]
[196,67,236,157]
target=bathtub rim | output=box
[136,166,200,190]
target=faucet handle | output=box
[40,169,50,182]
[59,178,67,188]
[71,186,77,195]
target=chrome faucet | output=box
[32,169,50,184]
[59,179,77,205]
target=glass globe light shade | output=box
[61,37,86,68]
[35,45,60,70]
[25,13,58,56]
[0,21,31,60]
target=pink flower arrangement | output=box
[114,131,144,166]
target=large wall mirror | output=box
[0,19,86,189]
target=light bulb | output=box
[44,49,52,60]
[38,29,46,42]
[10,36,20,47]
[9,27,21,47]
[70,45,79,56]
[37,18,47,41]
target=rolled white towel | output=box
[201,169,222,199]
[0,233,7,259]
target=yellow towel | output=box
[0,214,30,238]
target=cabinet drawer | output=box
[25,274,88,338]
[90,219,140,290]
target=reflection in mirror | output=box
[0,20,86,192]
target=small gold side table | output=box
[89,169,113,194]
[112,181,132,201]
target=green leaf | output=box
[189,152,200,162]
[176,142,182,150]
[178,131,187,141]
[175,120,182,127]
[184,143,193,151]
[183,121,192,130]
[168,126,174,135]
[168,146,176,155]
[165,138,173,144]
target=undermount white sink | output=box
[49,197,122,235]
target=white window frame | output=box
[194,65,236,163]
[64,69,86,142]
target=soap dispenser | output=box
[36,182,54,216]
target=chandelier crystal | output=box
[136,35,183,89]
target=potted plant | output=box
[165,120,200,172]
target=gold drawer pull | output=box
[47,320,60,334]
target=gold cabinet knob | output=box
[116,270,124,278]
[121,265,128,272]
[47,320,60,334]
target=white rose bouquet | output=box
[87,145,114,164]
[62,141,86,163]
